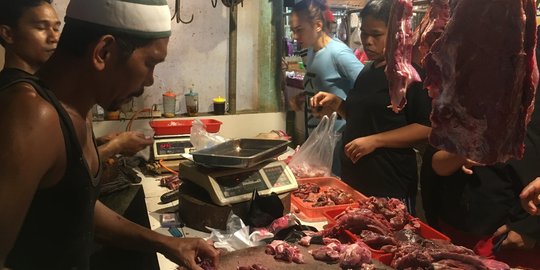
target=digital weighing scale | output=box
[152,135,193,160]
[179,160,298,206]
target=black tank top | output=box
[1,76,102,270]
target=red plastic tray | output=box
[323,207,450,260]
[149,119,222,135]
[291,177,368,222]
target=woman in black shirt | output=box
[311,0,431,211]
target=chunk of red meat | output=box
[385,0,421,112]
[424,0,538,164]
[298,235,312,247]
[339,242,372,269]
[336,208,392,236]
[412,0,450,65]
[309,243,342,263]
[310,241,372,269]
[327,188,354,205]
[292,183,320,199]
[265,240,305,264]
[359,230,397,249]
[481,258,512,270]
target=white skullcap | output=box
[65,0,171,38]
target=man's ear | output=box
[92,35,116,71]
[314,19,324,33]
[0,25,14,45]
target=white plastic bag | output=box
[289,112,340,178]
[190,119,227,150]
[205,212,274,252]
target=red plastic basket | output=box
[149,119,222,136]
[291,177,368,222]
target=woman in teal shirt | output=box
[291,0,364,175]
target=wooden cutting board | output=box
[219,245,394,270]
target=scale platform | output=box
[179,160,298,206]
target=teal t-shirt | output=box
[303,38,364,132]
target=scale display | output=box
[156,141,192,155]
[152,136,192,160]
[217,171,267,198]
[179,160,298,206]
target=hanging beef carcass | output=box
[424,0,538,164]
[385,0,422,113]
[412,0,450,65]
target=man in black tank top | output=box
[0,0,154,160]
[0,0,219,269]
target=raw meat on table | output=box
[424,0,538,164]
[309,240,373,270]
[265,240,305,264]
[385,0,421,112]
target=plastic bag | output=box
[289,112,340,178]
[205,212,274,252]
[190,119,227,150]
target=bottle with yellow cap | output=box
[213,96,227,115]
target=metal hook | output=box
[171,0,194,24]
[211,0,218,8]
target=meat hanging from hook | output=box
[171,0,194,24]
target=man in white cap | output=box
[0,0,154,159]
[0,0,219,269]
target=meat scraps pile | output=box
[424,0,539,164]
[389,230,510,270]
[293,183,354,207]
[295,197,510,269]
[385,0,421,112]
[326,197,421,251]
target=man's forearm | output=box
[93,201,167,254]
[97,141,120,160]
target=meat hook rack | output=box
[172,0,194,24]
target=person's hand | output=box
[96,132,121,145]
[520,177,540,215]
[310,92,342,117]
[344,136,380,163]
[111,131,153,156]
[162,237,220,270]
[493,225,536,250]
[461,158,484,174]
